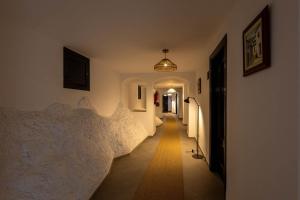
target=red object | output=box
[154,91,159,106]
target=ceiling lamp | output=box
[167,88,177,93]
[154,49,177,72]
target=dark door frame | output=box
[162,95,169,113]
[209,35,227,187]
[175,93,178,114]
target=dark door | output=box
[162,95,169,113]
[209,35,227,184]
[175,93,178,114]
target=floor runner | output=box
[133,117,184,200]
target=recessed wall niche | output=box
[129,82,147,112]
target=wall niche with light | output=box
[129,81,147,112]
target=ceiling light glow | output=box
[154,49,177,72]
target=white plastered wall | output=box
[0,23,121,116]
[121,78,156,136]
[121,72,195,136]
[195,0,299,199]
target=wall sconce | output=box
[184,97,204,160]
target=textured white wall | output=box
[196,0,299,199]
[0,24,120,117]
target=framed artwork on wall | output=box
[243,6,271,76]
[198,78,201,94]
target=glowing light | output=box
[154,49,177,72]
[167,88,176,93]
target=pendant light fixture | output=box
[154,49,177,72]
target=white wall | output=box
[177,88,183,118]
[121,78,156,136]
[121,73,195,136]
[195,64,211,160]
[128,82,147,111]
[0,23,120,117]
[171,93,177,113]
[188,102,197,138]
[196,0,299,199]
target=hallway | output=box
[0,0,299,199]
[91,116,224,200]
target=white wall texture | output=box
[121,73,195,136]
[196,0,299,199]
[128,82,147,111]
[0,23,121,117]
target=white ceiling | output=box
[1,0,236,73]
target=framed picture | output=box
[243,6,270,76]
[198,78,201,94]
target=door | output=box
[209,35,227,184]
[175,93,178,114]
[162,95,169,113]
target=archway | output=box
[153,76,191,125]
[120,75,194,137]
